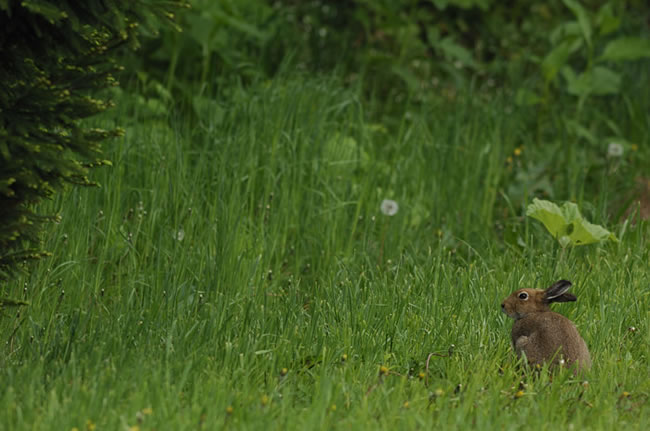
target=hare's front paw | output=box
[514,335,529,350]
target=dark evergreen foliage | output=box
[0,0,186,280]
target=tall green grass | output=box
[0,77,648,430]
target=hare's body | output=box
[511,311,591,370]
[502,280,591,373]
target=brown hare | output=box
[501,280,591,373]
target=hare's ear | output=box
[544,280,576,303]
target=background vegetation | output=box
[1,0,648,429]
[0,0,185,281]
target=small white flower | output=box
[607,142,624,158]
[173,227,185,241]
[380,199,399,216]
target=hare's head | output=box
[501,280,576,320]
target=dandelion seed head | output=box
[607,142,624,158]
[380,199,399,216]
[173,228,185,241]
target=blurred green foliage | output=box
[122,0,649,221]
[125,1,648,110]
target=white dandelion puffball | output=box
[607,142,624,158]
[380,199,399,216]
[173,227,185,241]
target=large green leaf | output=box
[563,0,592,46]
[590,66,622,95]
[542,41,572,82]
[599,37,650,62]
[596,3,620,36]
[565,66,621,97]
[526,198,618,247]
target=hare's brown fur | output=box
[501,281,591,373]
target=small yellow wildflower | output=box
[403,401,410,409]
[379,365,389,376]
[330,404,337,412]
[142,407,153,415]
[515,390,525,399]
[418,371,426,380]
[261,395,269,406]
[514,147,523,156]
[86,420,96,431]
[226,406,234,415]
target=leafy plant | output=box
[526,198,618,247]
[526,0,650,108]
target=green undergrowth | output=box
[0,77,648,430]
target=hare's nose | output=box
[500,303,505,309]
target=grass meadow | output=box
[1,77,649,430]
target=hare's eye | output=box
[518,292,529,300]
